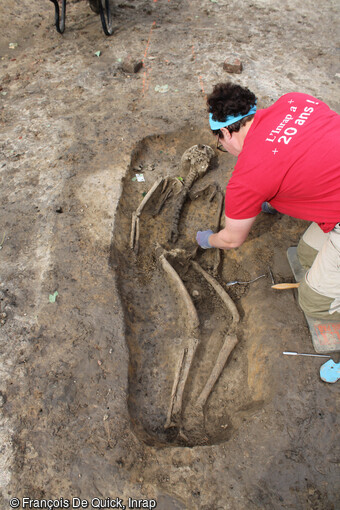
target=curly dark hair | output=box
[207,82,257,134]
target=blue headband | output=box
[209,102,257,130]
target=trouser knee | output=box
[297,237,318,270]
[298,278,340,320]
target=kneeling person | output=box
[196,82,340,320]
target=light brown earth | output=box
[0,1,339,509]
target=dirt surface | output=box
[0,0,339,509]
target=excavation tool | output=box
[283,351,331,358]
[226,274,266,286]
[268,266,275,285]
[284,352,340,383]
[272,283,300,289]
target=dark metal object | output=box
[49,0,66,33]
[225,274,266,286]
[90,0,113,35]
[98,0,114,36]
[49,0,114,36]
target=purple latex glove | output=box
[196,229,213,249]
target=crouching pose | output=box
[196,82,340,320]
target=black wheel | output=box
[98,0,114,36]
[49,0,66,34]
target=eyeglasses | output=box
[216,132,229,153]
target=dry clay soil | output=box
[0,0,339,509]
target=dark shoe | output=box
[261,201,277,214]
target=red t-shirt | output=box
[225,93,340,232]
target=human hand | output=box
[196,229,213,249]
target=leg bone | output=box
[191,261,240,324]
[157,246,200,429]
[196,334,238,409]
[165,339,199,429]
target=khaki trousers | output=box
[297,222,340,320]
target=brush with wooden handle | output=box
[271,282,300,289]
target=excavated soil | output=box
[112,129,302,448]
[1,0,339,509]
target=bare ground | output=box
[0,1,339,509]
